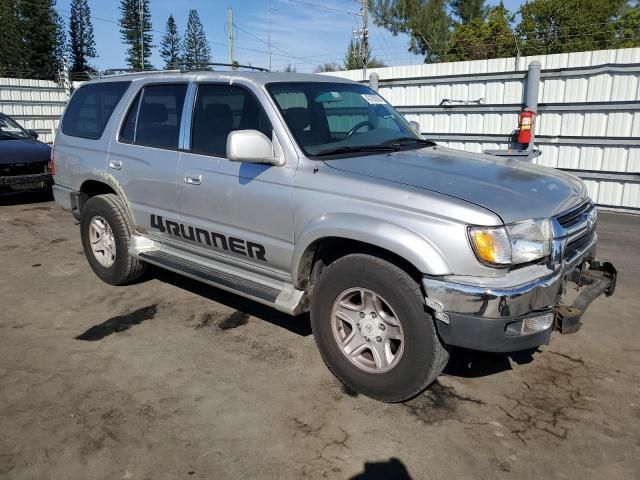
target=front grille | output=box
[0,162,47,177]
[556,200,592,229]
[565,229,596,261]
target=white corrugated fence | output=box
[2,48,640,210]
[326,48,640,211]
[0,78,69,144]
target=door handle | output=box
[185,174,202,185]
[108,160,123,170]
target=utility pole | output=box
[352,1,368,79]
[227,8,234,66]
[361,0,368,80]
[138,0,144,70]
[268,5,278,71]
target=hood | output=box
[324,146,586,224]
[0,138,51,166]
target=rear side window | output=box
[61,81,130,139]
[191,84,272,157]
[119,84,188,149]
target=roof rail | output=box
[174,62,270,72]
[101,68,181,77]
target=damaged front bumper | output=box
[0,172,53,192]
[422,258,616,352]
[423,202,617,353]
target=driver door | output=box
[177,83,296,277]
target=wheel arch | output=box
[293,213,452,290]
[76,177,135,227]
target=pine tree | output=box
[517,0,626,55]
[0,0,21,78]
[183,10,211,70]
[160,15,181,69]
[119,0,154,70]
[69,0,97,77]
[449,0,485,23]
[370,0,453,63]
[344,39,386,70]
[17,0,67,80]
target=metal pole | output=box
[228,8,234,65]
[268,6,278,71]
[525,60,541,148]
[139,0,144,70]
[361,0,368,81]
[369,72,379,92]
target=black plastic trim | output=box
[435,312,554,353]
[139,251,279,302]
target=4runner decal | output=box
[150,214,267,262]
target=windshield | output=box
[0,116,31,140]
[267,82,425,157]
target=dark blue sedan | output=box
[0,112,53,193]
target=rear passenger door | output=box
[177,82,296,277]
[107,82,188,241]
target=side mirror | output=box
[409,121,420,134]
[227,130,282,165]
[28,129,39,139]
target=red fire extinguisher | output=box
[517,109,535,145]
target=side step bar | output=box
[138,250,307,315]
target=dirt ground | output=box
[1,191,639,480]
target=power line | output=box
[280,0,362,17]
[232,23,325,67]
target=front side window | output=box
[267,82,425,157]
[190,84,272,157]
[61,81,130,139]
[119,83,188,149]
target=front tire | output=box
[311,254,448,402]
[80,194,146,285]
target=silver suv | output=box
[52,71,616,402]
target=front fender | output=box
[293,213,452,286]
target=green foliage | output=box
[617,4,640,47]
[344,39,387,70]
[0,1,22,77]
[516,0,627,55]
[69,0,97,76]
[160,15,181,69]
[183,9,211,70]
[449,0,485,23]
[445,4,516,61]
[15,0,66,80]
[119,0,154,70]
[370,0,453,62]
[372,0,640,63]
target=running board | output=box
[138,249,307,315]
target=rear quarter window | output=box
[61,81,130,140]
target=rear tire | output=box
[310,254,448,402]
[80,194,146,285]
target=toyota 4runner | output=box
[52,71,617,402]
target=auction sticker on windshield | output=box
[361,94,386,104]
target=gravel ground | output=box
[1,191,639,480]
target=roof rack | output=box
[175,62,270,72]
[101,68,181,77]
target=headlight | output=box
[468,219,552,266]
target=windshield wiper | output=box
[314,145,398,157]
[382,137,436,148]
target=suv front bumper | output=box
[0,172,53,191]
[422,257,617,353]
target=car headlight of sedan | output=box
[468,219,552,266]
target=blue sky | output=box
[56,0,525,73]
